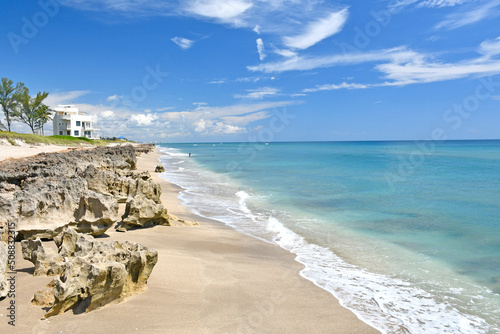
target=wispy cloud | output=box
[184,0,253,22]
[303,82,368,92]
[283,9,349,50]
[299,36,500,91]
[234,87,280,99]
[171,36,194,49]
[45,90,91,107]
[478,36,500,58]
[248,47,417,73]
[58,1,351,52]
[156,106,176,111]
[435,0,500,30]
[106,94,122,102]
[256,38,266,61]
[418,0,469,8]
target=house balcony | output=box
[60,115,72,120]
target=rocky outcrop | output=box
[121,195,170,230]
[84,165,161,203]
[0,146,138,240]
[155,165,165,173]
[22,228,158,318]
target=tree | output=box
[13,87,50,134]
[35,104,53,135]
[0,77,25,132]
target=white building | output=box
[52,105,99,139]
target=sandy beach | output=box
[2,146,379,334]
[0,142,74,162]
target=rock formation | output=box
[121,195,170,230]
[22,228,158,318]
[155,165,165,173]
[0,146,139,240]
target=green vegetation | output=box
[0,77,51,134]
[0,131,122,147]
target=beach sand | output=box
[3,147,379,334]
[0,142,73,162]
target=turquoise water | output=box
[158,140,500,333]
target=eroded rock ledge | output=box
[22,228,158,318]
[0,145,170,309]
[0,145,171,240]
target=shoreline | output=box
[3,146,379,333]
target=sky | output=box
[1,0,500,142]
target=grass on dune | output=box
[0,131,129,147]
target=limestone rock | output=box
[21,238,62,276]
[155,165,165,173]
[121,195,170,230]
[0,146,137,240]
[73,191,119,236]
[84,165,161,203]
[32,280,56,306]
[23,228,158,318]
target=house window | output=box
[74,130,79,136]
[67,131,70,135]
[76,121,81,126]
[59,131,63,135]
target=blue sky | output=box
[1,0,500,142]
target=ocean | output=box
[157,140,500,334]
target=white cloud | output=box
[418,0,469,7]
[130,113,159,126]
[234,87,280,99]
[478,36,500,58]
[101,110,115,118]
[208,79,229,84]
[248,47,417,73]
[256,38,266,61]
[193,118,246,135]
[293,37,500,91]
[156,106,175,111]
[58,1,352,53]
[106,94,122,102]
[435,0,500,30]
[220,111,271,125]
[171,36,194,49]
[303,82,368,92]
[283,9,349,50]
[274,48,298,58]
[185,0,253,21]
[45,90,91,108]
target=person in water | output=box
[189,153,191,157]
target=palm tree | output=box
[35,104,53,135]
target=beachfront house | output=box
[52,105,99,139]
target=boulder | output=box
[121,195,170,230]
[155,165,165,173]
[22,228,158,318]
